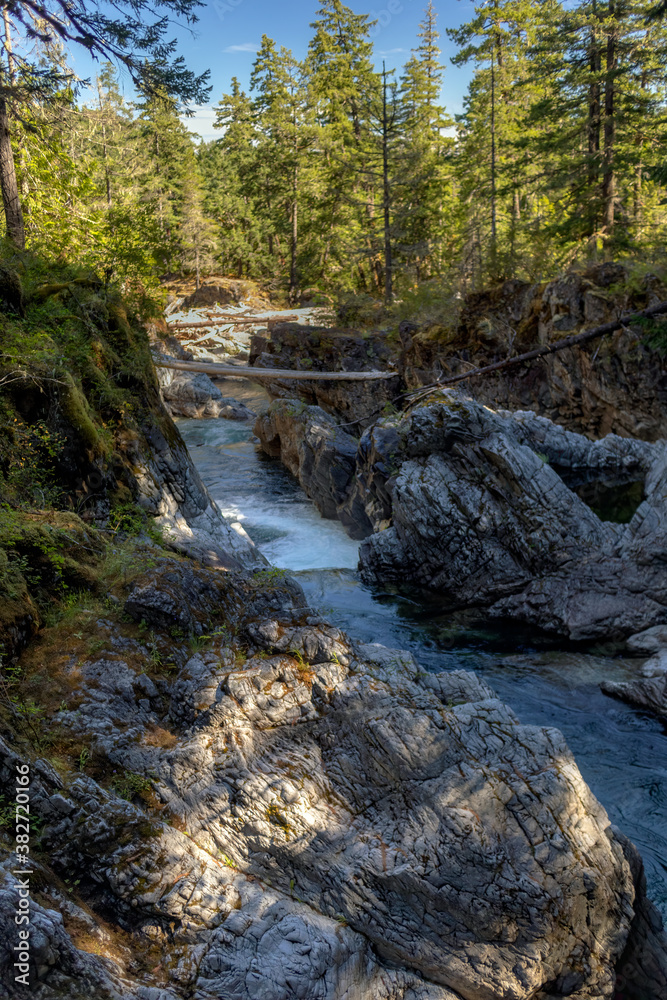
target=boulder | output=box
[182,283,238,309]
[254,399,371,536]
[358,395,667,639]
[0,263,25,316]
[602,644,667,719]
[162,371,255,420]
[257,392,667,638]
[626,624,667,655]
[124,562,226,634]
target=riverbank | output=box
[1,263,666,999]
[178,392,667,923]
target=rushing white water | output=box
[177,404,360,572]
[177,387,667,919]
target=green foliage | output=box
[110,770,153,802]
[265,802,292,835]
[3,1,667,310]
[636,315,667,354]
[2,0,210,108]
[108,502,164,544]
[0,795,15,830]
[252,567,289,587]
[188,625,228,652]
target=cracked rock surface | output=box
[259,392,667,639]
[358,396,667,638]
[1,560,665,1000]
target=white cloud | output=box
[181,105,218,142]
[223,42,258,53]
[377,48,408,55]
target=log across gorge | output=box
[155,358,400,383]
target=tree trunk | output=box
[490,48,497,257]
[2,6,15,84]
[587,21,601,239]
[97,80,113,210]
[633,71,648,235]
[0,95,24,250]
[289,157,298,305]
[103,131,112,209]
[602,4,617,235]
[382,62,393,304]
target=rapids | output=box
[177,380,667,919]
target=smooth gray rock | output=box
[602,649,667,719]
[626,625,667,655]
[163,371,256,421]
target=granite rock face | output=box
[249,324,400,428]
[399,265,667,441]
[162,371,256,421]
[2,560,664,1000]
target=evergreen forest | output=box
[3,0,667,307]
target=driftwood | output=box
[155,358,398,383]
[406,299,667,400]
[168,314,300,331]
[31,276,102,303]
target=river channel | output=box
[176,381,667,919]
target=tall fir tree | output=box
[307,0,380,289]
[206,78,265,278]
[251,36,317,301]
[398,2,456,281]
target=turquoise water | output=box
[178,395,667,920]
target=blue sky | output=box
[72,0,477,140]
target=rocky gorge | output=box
[255,393,667,641]
[0,266,666,1000]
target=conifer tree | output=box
[0,0,210,248]
[448,0,540,279]
[398,2,455,280]
[134,90,195,269]
[206,78,264,278]
[307,0,379,288]
[522,0,667,254]
[179,156,217,288]
[251,36,317,301]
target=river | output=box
[177,381,667,919]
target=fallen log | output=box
[406,299,667,400]
[168,314,299,330]
[155,359,398,382]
